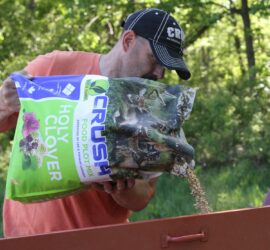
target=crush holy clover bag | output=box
[6,73,196,202]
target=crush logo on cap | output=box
[167,27,184,40]
[85,79,110,97]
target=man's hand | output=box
[92,178,157,211]
[91,179,135,194]
[0,70,31,131]
[0,70,32,112]
[0,76,20,113]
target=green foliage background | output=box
[0,0,269,237]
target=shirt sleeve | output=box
[24,51,58,76]
[24,50,99,76]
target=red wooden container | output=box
[1,206,270,250]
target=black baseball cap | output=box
[121,8,191,80]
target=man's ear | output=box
[122,30,137,52]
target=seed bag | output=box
[6,73,196,202]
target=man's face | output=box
[124,35,165,80]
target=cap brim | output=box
[149,42,191,80]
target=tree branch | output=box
[185,11,226,47]
[205,1,231,12]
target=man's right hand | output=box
[0,70,30,131]
[0,76,20,114]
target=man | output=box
[0,8,190,237]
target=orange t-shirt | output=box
[3,50,130,237]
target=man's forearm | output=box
[0,111,18,132]
[111,178,157,211]
[0,73,22,132]
[0,85,17,132]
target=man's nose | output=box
[153,64,165,80]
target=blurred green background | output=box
[0,0,269,237]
